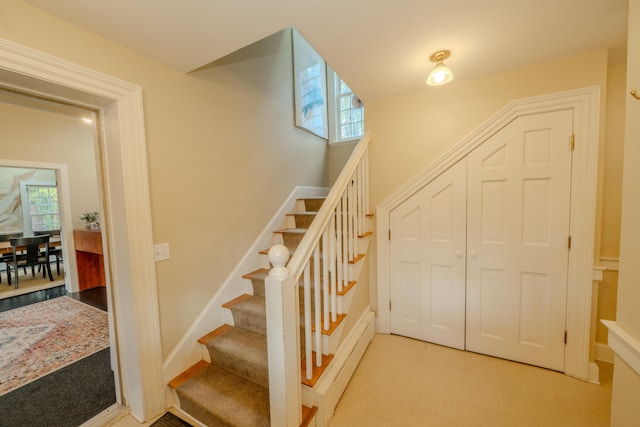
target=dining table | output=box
[0,236,62,255]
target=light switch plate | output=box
[154,243,170,261]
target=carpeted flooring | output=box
[0,347,116,427]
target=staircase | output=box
[168,132,372,426]
[169,197,343,426]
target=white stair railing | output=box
[265,132,371,426]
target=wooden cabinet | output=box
[73,229,105,290]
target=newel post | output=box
[265,244,302,426]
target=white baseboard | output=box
[588,362,600,385]
[594,341,614,364]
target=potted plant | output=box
[80,211,100,230]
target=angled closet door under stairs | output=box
[390,109,573,371]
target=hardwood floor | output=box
[69,286,108,311]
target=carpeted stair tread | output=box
[206,326,269,387]
[275,228,308,234]
[176,364,269,427]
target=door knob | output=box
[456,250,464,257]
[470,250,478,257]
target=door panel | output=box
[466,110,572,371]
[390,160,467,349]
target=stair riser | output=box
[249,279,265,297]
[298,198,324,212]
[291,213,316,228]
[207,346,269,389]
[178,395,229,427]
[230,308,267,335]
[279,231,305,249]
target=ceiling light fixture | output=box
[426,50,454,86]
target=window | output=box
[336,77,364,142]
[26,185,60,232]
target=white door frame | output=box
[376,87,600,381]
[0,39,165,421]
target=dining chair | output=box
[0,232,24,284]
[7,235,54,289]
[34,229,64,276]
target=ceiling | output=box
[23,0,629,101]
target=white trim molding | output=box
[593,266,607,282]
[599,257,620,272]
[602,320,640,376]
[0,38,165,421]
[376,86,600,381]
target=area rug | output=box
[0,295,109,396]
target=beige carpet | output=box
[0,265,65,300]
[329,334,612,427]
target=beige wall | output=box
[0,1,328,357]
[601,64,626,259]
[611,0,640,424]
[366,49,608,209]
[0,100,100,230]
[328,141,357,184]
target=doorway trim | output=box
[376,86,600,381]
[0,38,164,421]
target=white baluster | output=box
[303,262,312,379]
[313,244,321,366]
[330,210,338,324]
[322,228,329,330]
[341,191,348,290]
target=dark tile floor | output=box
[0,285,107,312]
[0,285,67,313]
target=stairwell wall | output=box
[1,1,329,358]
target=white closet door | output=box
[390,160,467,350]
[465,110,573,371]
